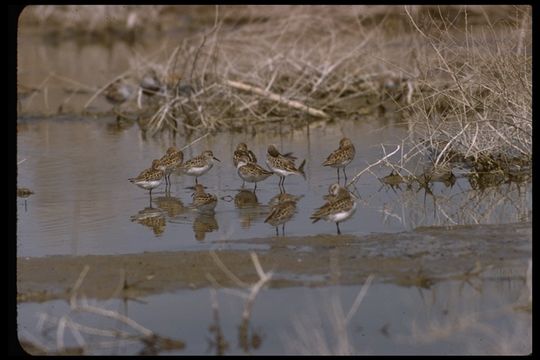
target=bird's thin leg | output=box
[282,224,285,236]
[275,227,279,236]
[336,222,341,235]
[343,167,348,182]
[254,182,258,192]
[195,177,198,184]
[337,168,340,182]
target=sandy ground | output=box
[17,222,531,303]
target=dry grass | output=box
[392,6,531,183]
[19,6,531,162]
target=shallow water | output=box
[16,116,531,258]
[18,263,531,355]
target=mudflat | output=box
[18,222,531,303]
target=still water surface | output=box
[17,116,531,258]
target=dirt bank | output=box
[17,222,531,303]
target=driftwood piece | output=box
[224,79,329,119]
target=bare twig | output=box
[345,274,375,324]
[180,132,211,151]
[74,304,153,337]
[209,250,249,288]
[347,145,400,186]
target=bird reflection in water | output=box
[192,213,219,241]
[154,193,186,219]
[130,205,166,237]
[234,189,263,229]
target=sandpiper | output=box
[181,150,221,184]
[322,137,356,182]
[233,143,258,167]
[268,192,303,207]
[322,183,342,201]
[310,184,357,235]
[236,155,274,191]
[140,69,162,97]
[157,147,184,185]
[266,144,306,189]
[104,79,133,107]
[191,184,218,213]
[264,199,298,236]
[129,159,164,197]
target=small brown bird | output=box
[104,79,133,107]
[157,147,184,185]
[233,143,258,168]
[140,69,163,97]
[266,144,306,189]
[265,198,298,236]
[129,159,164,197]
[322,183,342,201]
[181,150,221,184]
[236,154,274,191]
[191,184,218,213]
[322,137,356,182]
[268,192,303,207]
[310,184,357,235]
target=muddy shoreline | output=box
[17,222,531,303]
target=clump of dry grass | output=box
[118,5,531,149]
[393,6,531,185]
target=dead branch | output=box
[224,79,329,119]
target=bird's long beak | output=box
[213,157,221,162]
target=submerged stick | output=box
[224,79,329,119]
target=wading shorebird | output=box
[129,159,164,198]
[104,78,133,108]
[140,69,163,97]
[236,154,274,191]
[310,184,357,235]
[322,137,355,182]
[191,184,218,213]
[233,143,258,168]
[264,196,298,236]
[181,150,221,184]
[322,183,342,202]
[157,147,184,186]
[266,144,306,189]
